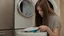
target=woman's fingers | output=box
[40,27,45,32]
[39,25,46,31]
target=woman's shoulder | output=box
[49,14,61,31]
[49,14,60,20]
[49,14,60,25]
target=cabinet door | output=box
[0,30,14,36]
[0,0,14,29]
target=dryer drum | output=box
[20,2,23,12]
[48,0,58,15]
[48,1,54,10]
[17,0,34,18]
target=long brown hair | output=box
[35,0,55,27]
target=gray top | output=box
[48,15,61,31]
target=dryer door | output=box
[17,0,34,18]
[48,0,59,16]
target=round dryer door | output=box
[48,0,58,15]
[48,1,54,10]
[17,0,34,18]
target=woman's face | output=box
[37,6,43,17]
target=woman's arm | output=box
[39,25,60,36]
[47,27,60,36]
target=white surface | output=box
[15,29,47,36]
[16,32,47,36]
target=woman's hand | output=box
[38,25,49,32]
[39,25,59,36]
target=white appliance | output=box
[14,0,35,29]
[14,0,47,36]
[14,0,59,36]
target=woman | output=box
[35,0,61,36]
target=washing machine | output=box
[14,0,38,36]
[14,0,35,29]
[14,0,60,36]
